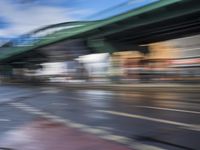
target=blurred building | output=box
[146,35,200,82]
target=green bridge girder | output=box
[0,0,200,63]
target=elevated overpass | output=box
[0,0,200,67]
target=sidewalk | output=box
[0,119,132,150]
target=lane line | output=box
[0,90,30,96]
[9,102,164,150]
[97,110,200,131]
[0,119,10,121]
[46,94,199,112]
[135,106,200,114]
[59,96,200,114]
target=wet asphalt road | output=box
[0,84,199,150]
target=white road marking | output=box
[0,91,21,96]
[0,98,12,102]
[97,110,200,131]
[40,87,60,94]
[135,105,200,114]
[0,118,10,122]
[64,96,83,101]
[9,102,165,150]
[0,90,31,97]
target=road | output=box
[0,84,199,150]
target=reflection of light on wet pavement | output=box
[0,119,10,122]
[73,90,113,108]
[135,105,200,114]
[86,110,109,119]
[51,102,68,106]
[1,84,199,150]
[83,98,111,108]
[0,119,133,150]
[97,110,200,131]
[76,90,114,96]
[156,100,200,110]
[40,87,61,94]
[5,102,163,150]
[2,130,33,144]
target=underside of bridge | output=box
[87,0,200,52]
[1,39,93,68]
[0,0,200,69]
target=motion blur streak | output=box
[0,0,200,150]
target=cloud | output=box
[0,0,89,38]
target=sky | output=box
[0,0,158,43]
